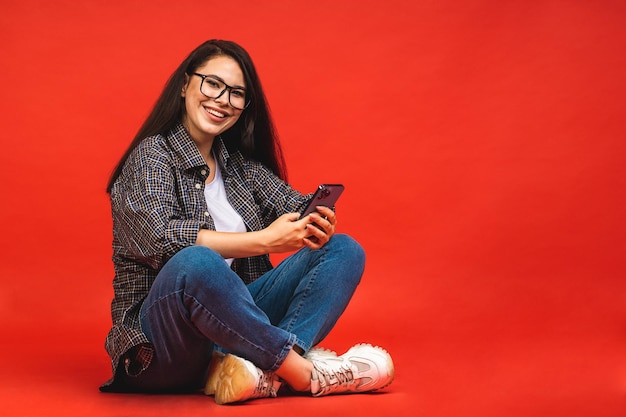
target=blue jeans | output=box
[122,234,365,392]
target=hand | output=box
[262,213,312,253]
[303,206,337,250]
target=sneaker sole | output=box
[205,354,256,405]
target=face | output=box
[181,55,246,143]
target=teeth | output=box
[207,108,226,118]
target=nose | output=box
[213,87,230,106]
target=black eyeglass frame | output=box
[192,73,251,110]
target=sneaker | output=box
[203,350,225,397]
[204,352,281,405]
[310,343,394,397]
[304,346,337,361]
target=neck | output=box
[182,120,216,160]
[195,138,215,162]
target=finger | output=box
[309,214,332,232]
[293,214,317,230]
[315,205,335,218]
[306,223,329,243]
[316,207,337,226]
[284,212,302,222]
[303,236,322,250]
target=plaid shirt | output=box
[102,124,309,387]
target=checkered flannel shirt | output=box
[102,124,309,389]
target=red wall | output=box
[1,1,625,415]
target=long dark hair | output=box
[106,39,287,193]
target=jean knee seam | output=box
[140,290,184,321]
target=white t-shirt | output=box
[203,158,247,266]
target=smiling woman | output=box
[3,1,624,415]
[106,40,284,194]
[100,39,394,405]
[181,56,246,162]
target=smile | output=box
[206,108,227,118]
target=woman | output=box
[101,39,394,405]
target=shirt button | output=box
[195,183,202,189]
[201,169,207,176]
[204,212,210,217]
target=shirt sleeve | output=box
[110,142,208,270]
[245,161,312,226]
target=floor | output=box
[1,261,624,417]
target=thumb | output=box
[283,212,302,222]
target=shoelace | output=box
[312,361,356,395]
[252,370,279,399]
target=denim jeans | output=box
[122,234,365,392]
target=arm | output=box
[196,212,309,258]
[196,205,337,258]
[111,141,207,269]
[195,158,338,256]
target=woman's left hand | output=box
[303,206,337,249]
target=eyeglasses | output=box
[192,73,250,110]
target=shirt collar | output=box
[168,123,232,172]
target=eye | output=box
[206,79,221,89]
[231,89,246,98]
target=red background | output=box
[1,1,625,416]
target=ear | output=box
[181,74,190,97]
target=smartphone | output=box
[299,184,345,219]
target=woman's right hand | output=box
[262,213,312,253]
[196,213,315,258]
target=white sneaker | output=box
[304,346,337,361]
[204,352,281,405]
[310,343,394,397]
